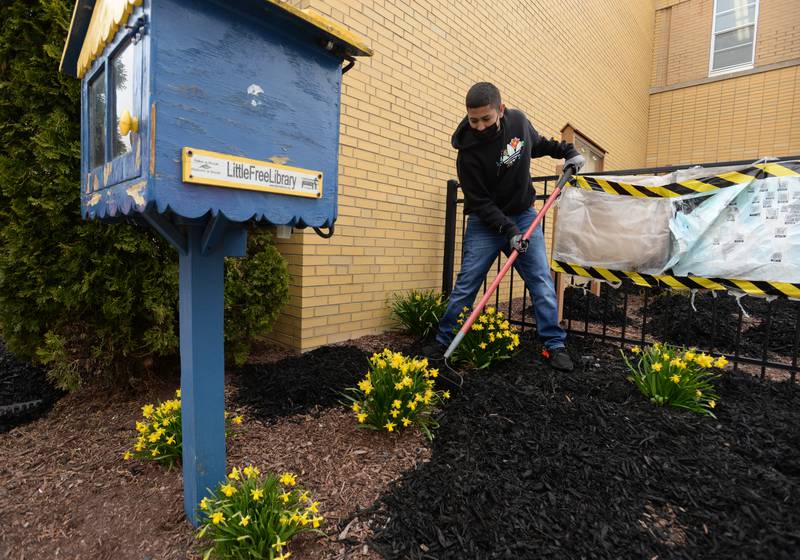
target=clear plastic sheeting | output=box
[670,176,800,282]
[552,161,800,284]
[552,186,674,274]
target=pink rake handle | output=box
[443,167,576,360]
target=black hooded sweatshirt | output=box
[451,108,579,238]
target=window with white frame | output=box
[710,0,759,75]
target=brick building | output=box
[269,0,800,351]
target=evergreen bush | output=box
[0,0,289,390]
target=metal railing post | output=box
[442,179,459,298]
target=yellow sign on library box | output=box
[182,147,323,199]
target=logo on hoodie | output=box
[497,137,525,168]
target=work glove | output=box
[564,154,586,173]
[509,233,529,254]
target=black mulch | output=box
[367,338,800,560]
[230,345,370,424]
[0,341,64,434]
[562,285,627,327]
[745,301,800,355]
[642,292,772,356]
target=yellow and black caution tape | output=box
[551,260,800,298]
[570,160,800,198]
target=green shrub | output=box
[197,467,322,560]
[224,230,290,367]
[389,289,447,339]
[622,342,726,417]
[123,389,244,467]
[450,307,521,368]
[0,0,288,389]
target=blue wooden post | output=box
[178,221,247,523]
[179,224,225,522]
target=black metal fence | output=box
[442,156,800,383]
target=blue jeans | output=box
[436,207,566,350]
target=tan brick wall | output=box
[652,0,712,88]
[646,64,800,166]
[653,0,800,88]
[756,0,800,67]
[268,0,655,351]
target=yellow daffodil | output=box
[357,413,367,423]
[275,552,292,560]
[166,436,175,445]
[402,417,412,427]
[280,491,291,503]
[239,515,250,527]
[135,421,148,433]
[406,401,417,411]
[175,389,181,398]
[709,400,716,409]
[142,404,154,418]
[428,368,438,378]
[312,516,323,528]
[151,449,160,457]
[385,421,396,432]
[662,353,670,361]
[308,501,320,513]
[211,512,224,525]
[199,497,210,510]
[243,465,259,479]
[351,402,360,412]
[715,356,729,368]
[652,363,663,372]
[443,391,450,399]
[392,400,401,409]
[391,410,400,418]
[220,484,236,497]
[684,351,696,362]
[670,374,681,384]
[280,473,297,487]
[134,441,145,452]
[631,346,641,354]
[228,467,240,480]
[479,342,487,350]
[358,379,373,394]
[232,415,243,425]
[123,451,132,460]
[696,390,702,397]
[251,488,264,501]
[273,535,287,551]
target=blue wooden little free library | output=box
[60,0,371,523]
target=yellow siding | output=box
[647,65,800,166]
[269,0,655,351]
